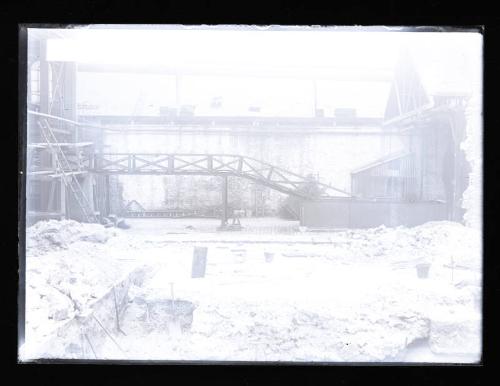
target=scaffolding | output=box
[26,111,99,224]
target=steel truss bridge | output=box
[93,153,350,199]
[27,112,351,226]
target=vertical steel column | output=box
[38,39,53,213]
[60,178,66,219]
[221,174,228,227]
[63,62,77,140]
[47,180,57,212]
[39,39,49,115]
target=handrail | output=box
[121,153,349,195]
[95,153,351,197]
[28,110,85,126]
[28,110,118,132]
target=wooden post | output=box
[191,246,208,278]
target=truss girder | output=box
[92,153,350,199]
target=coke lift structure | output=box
[24,32,471,229]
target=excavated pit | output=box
[139,298,196,334]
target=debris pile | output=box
[25,248,128,347]
[26,219,119,256]
[24,220,130,350]
[321,221,481,270]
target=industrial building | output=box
[25,29,477,230]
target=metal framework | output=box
[37,119,98,223]
[26,112,98,223]
[93,153,350,199]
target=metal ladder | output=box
[38,118,98,223]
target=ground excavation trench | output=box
[30,261,479,362]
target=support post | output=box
[63,62,77,122]
[47,180,57,212]
[60,178,66,219]
[39,39,49,115]
[220,175,228,229]
[105,175,110,217]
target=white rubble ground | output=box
[24,220,136,353]
[23,219,482,362]
[26,219,119,256]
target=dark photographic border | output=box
[4,1,495,385]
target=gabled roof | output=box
[384,49,430,121]
[384,36,479,121]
